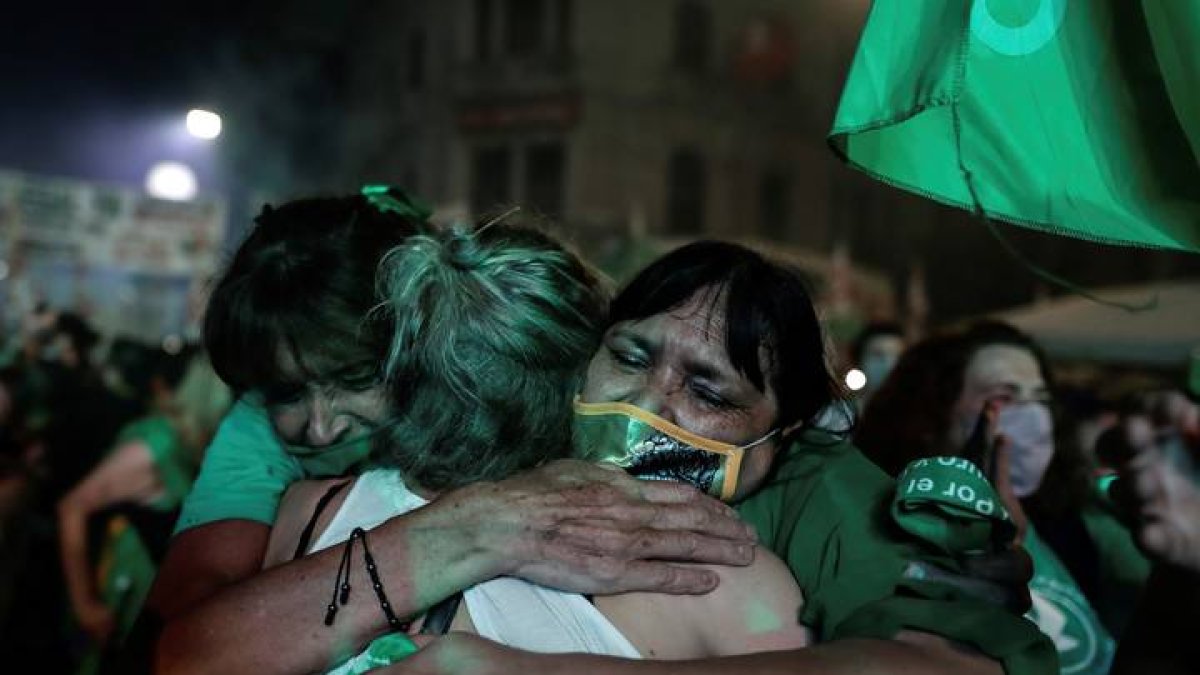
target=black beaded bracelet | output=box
[324,527,410,633]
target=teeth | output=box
[626,436,720,491]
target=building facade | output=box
[338,0,860,251]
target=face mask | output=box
[996,402,1054,498]
[572,397,777,501]
[860,354,897,391]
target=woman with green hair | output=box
[265,217,1054,674]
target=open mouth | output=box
[623,434,720,492]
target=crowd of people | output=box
[2,186,1198,675]
[0,307,232,672]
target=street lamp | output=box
[186,109,222,140]
[844,368,867,392]
[145,161,198,201]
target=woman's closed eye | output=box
[261,384,306,406]
[608,345,649,370]
[689,381,736,410]
[338,368,384,391]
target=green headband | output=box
[361,185,433,222]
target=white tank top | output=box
[309,469,642,663]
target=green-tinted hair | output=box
[374,217,609,491]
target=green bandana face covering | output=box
[572,397,777,501]
[892,456,1016,555]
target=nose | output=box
[628,371,679,424]
[306,395,351,447]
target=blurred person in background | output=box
[58,342,231,673]
[0,360,69,671]
[1133,390,1198,481]
[1099,404,1200,675]
[34,312,145,505]
[856,321,1149,675]
[848,321,906,409]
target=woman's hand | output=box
[1108,415,1200,572]
[428,459,757,595]
[75,598,116,646]
[952,402,1033,613]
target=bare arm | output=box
[57,439,165,643]
[385,631,1001,675]
[153,461,757,675]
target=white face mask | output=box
[997,402,1055,498]
[861,354,898,391]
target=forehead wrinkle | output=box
[665,318,745,387]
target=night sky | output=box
[0,1,246,184]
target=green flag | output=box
[830,0,1200,252]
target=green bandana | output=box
[361,185,433,222]
[328,633,419,674]
[892,456,1015,555]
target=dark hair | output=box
[54,312,99,366]
[609,241,839,437]
[375,218,609,490]
[155,345,197,392]
[0,366,29,430]
[850,321,905,365]
[855,320,1091,514]
[204,194,424,395]
[0,366,36,478]
[105,338,161,399]
[856,321,1056,475]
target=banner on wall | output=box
[0,170,227,343]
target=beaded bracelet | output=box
[325,527,410,633]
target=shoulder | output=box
[212,398,286,449]
[174,399,301,533]
[705,547,806,617]
[262,478,355,568]
[738,431,894,541]
[672,548,813,656]
[776,431,893,489]
[200,398,293,469]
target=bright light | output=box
[145,161,198,201]
[186,109,222,140]
[844,368,867,392]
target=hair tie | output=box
[362,185,433,222]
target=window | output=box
[474,0,493,60]
[673,1,712,72]
[554,0,572,56]
[525,142,566,216]
[667,149,705,235]
[759,169,789,238]
[471,147,513,213]
[505,0,545,56]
